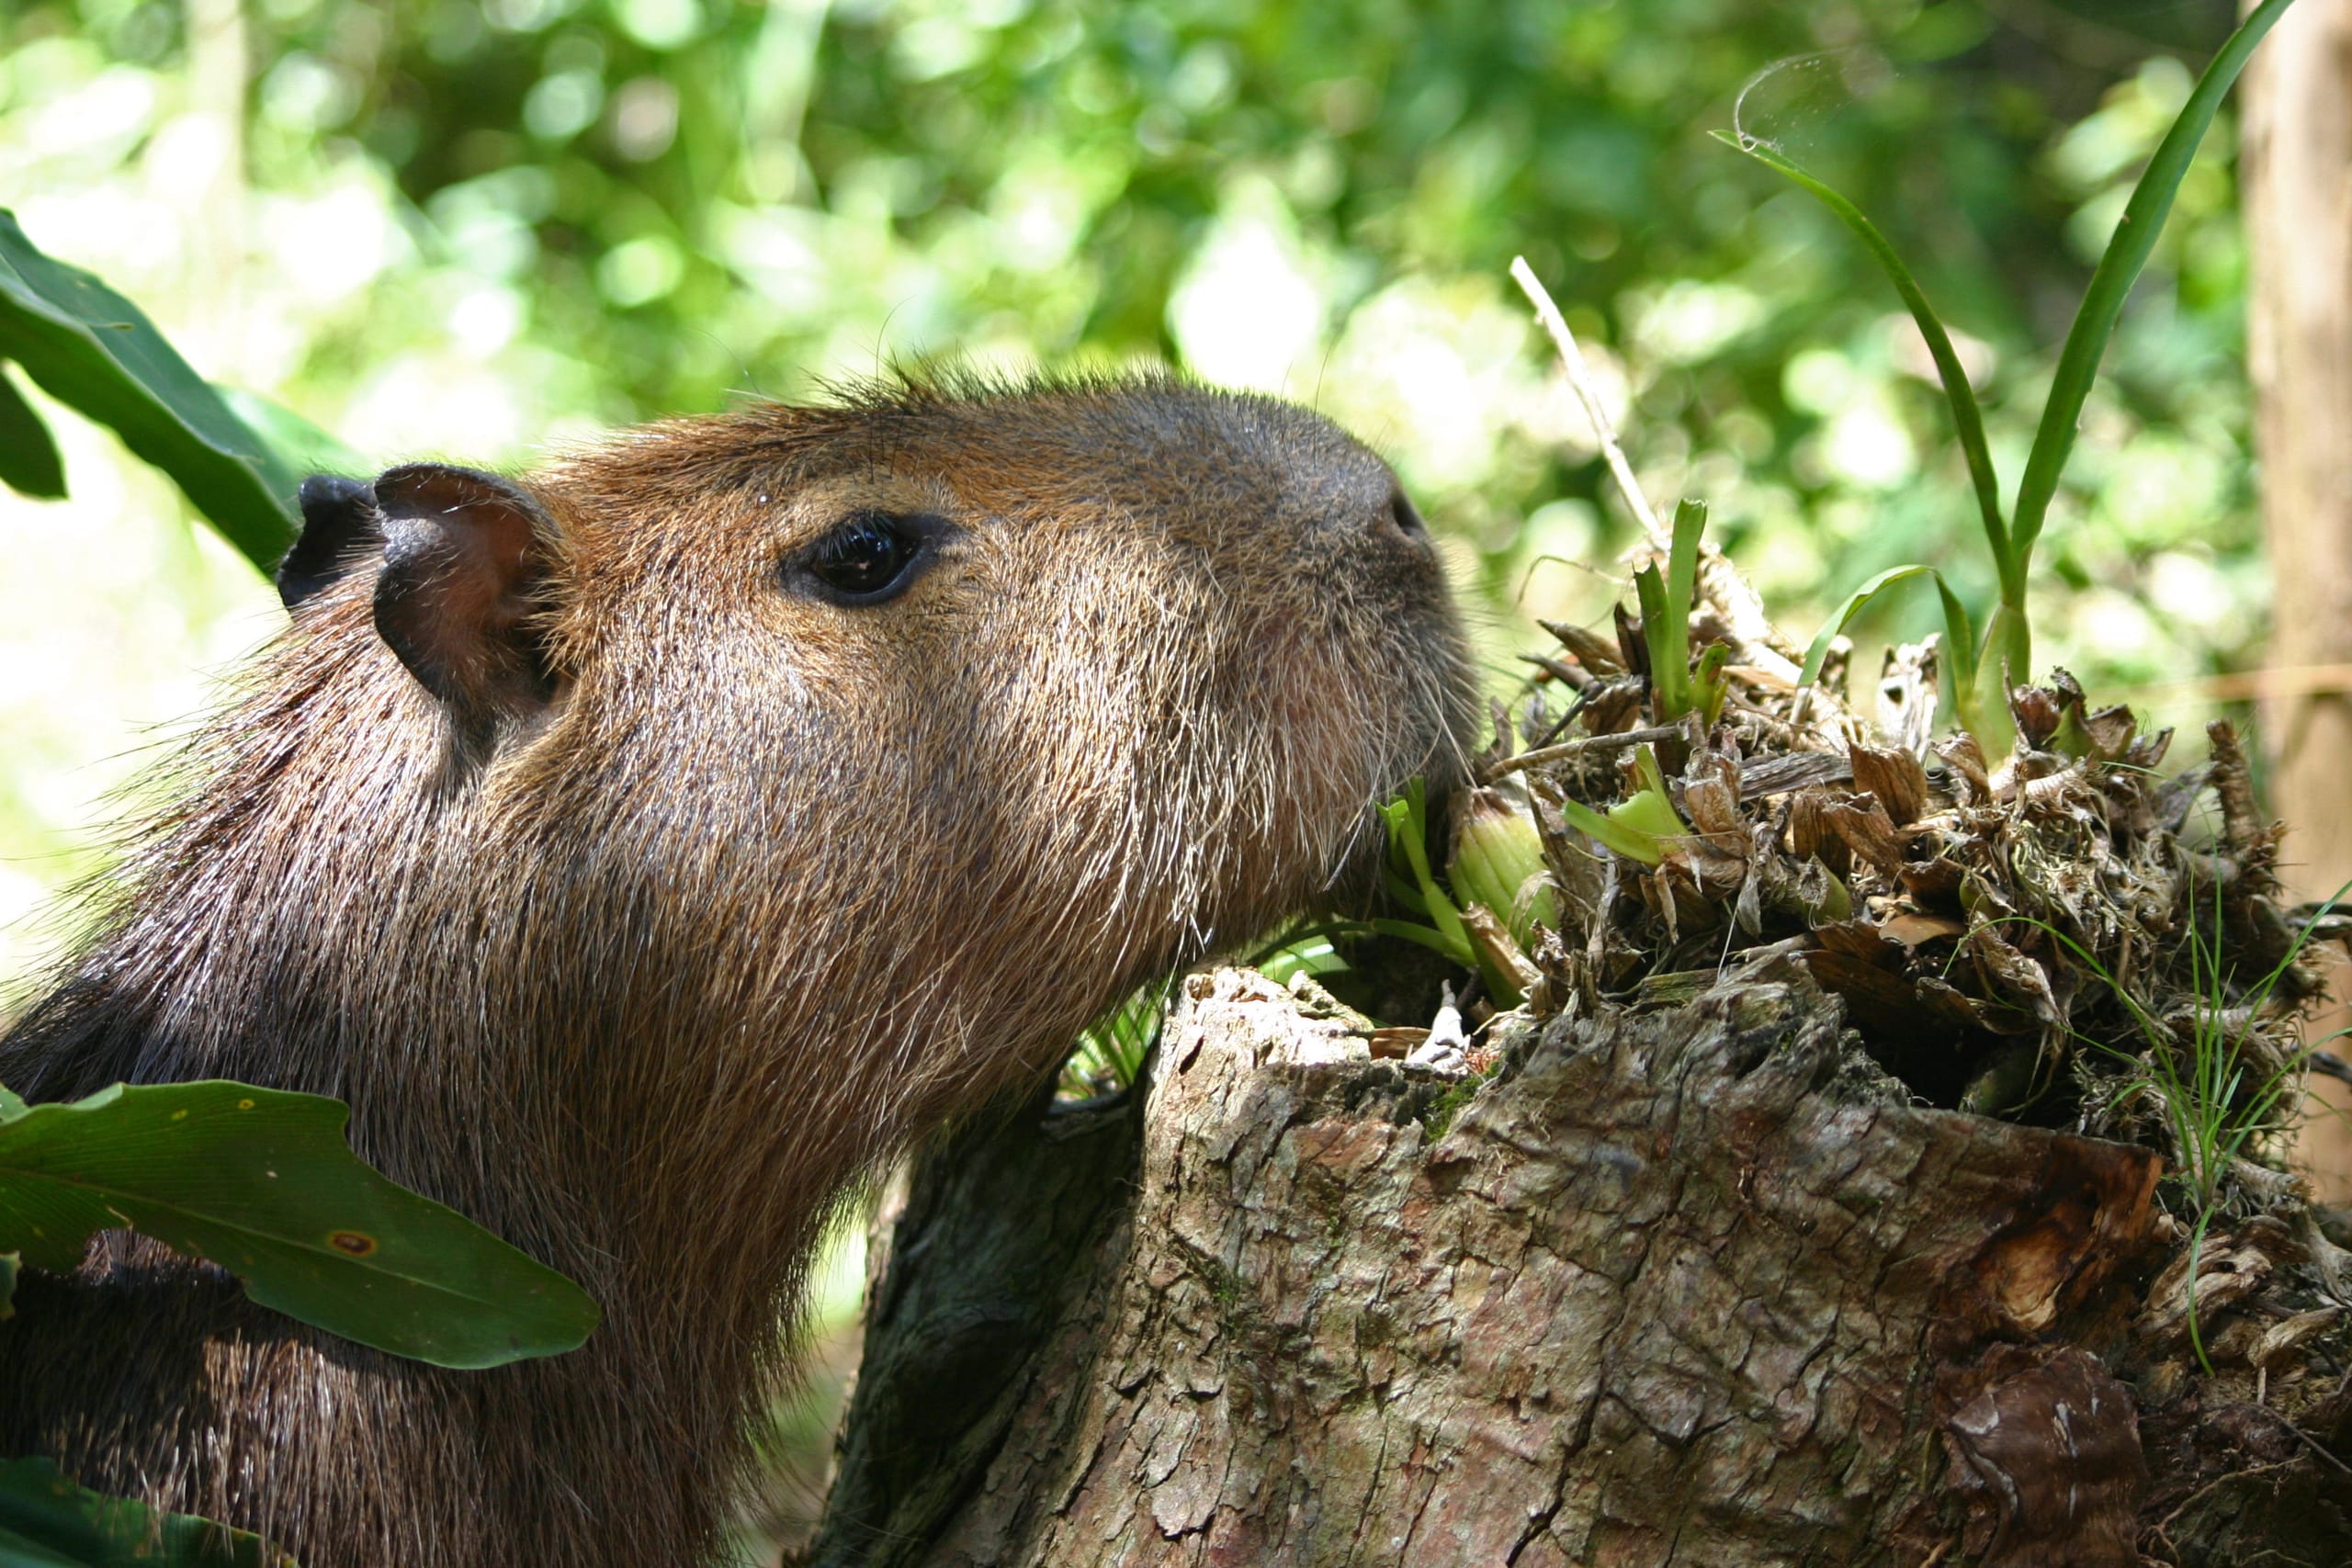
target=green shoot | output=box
[1718,0,2294,753]
[1692,643,1734,728]
[1366,781,1559,1007]
[1379,778,1474,965]
[1637,498,1711,722]
[1555,742,1689,866]
[1451,789,1558,951]
[1255,929,1351,986]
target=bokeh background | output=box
[0,0,2275,1552]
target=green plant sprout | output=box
[1719,0,2298,751]
[1636,499,1726,724]
[1369,778,1543,1007]
[1374,778,1478,964]
[1450,789,1560,952]
[1553,743,1690,867]
[2000,873,2345,1374]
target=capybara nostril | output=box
[1388,489,1429,542]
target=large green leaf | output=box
[0,212,299,568]
[0,1459,289,1568]
[0,1081,598,1370]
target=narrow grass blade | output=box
[1711,130,2008,592]
[2007,0,2298,570]
[1934,577,1976,688]
[1797,563,1940,691]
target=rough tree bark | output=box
[811,967,2352,1566]
[2244,0,2352,1196]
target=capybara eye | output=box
[805,513,922,602]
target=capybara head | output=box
[263,374,1474,1142]
[0,373,1474,1568]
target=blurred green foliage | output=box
[1,0,2258,699]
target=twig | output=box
[1483,724,1684,780]
[1510,256,1668,548]
[2260,1405,2352,1478]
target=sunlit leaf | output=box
[1556,795,1666,866]
[0,213,299,568]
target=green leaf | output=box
[1933,577,1976,687]
[0,366,65,500]
[1368,916,1482,958]
[1968,599,2030,755]
[0,1458,290,1568]
[1381,781,1472,963]
[1636,497,1708,721]
[1612,785,1687,846]
[0,212,299,568]
[1797,563,1942,691]
[0,1081,598,1370]
[1934,575,2007,750]
[1634,562,1684,719]
[1665,497,1704,641]
[0,1085,27,1122]
[214,387,368,482]
[1556,796,1665,866]
[1692,642,1733,728]
[1,1251,15,1321]
[2008,0,2298,576]
[1712,130,2009,598]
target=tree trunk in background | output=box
[2245,0,2352,1200]
[811,970,2352,1566]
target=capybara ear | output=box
[369,463,556,730]
[277,474,382,610]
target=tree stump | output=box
[811,966,2352,1566]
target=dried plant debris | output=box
[1473,552,2352,1421]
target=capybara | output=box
[0,373,1474,1566]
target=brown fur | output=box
[0,373,1473,1565]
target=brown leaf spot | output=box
[329,1231,379,1257]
